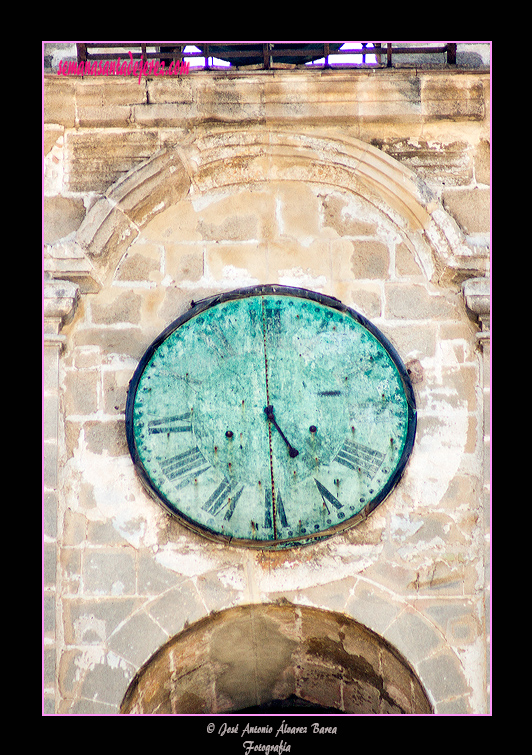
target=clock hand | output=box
[264,405,299,458]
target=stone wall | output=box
[43,63,490,715]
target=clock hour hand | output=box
[264,405,299,458]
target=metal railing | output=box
[76,43,458,70]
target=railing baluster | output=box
[263,43,271,69]
[447,43,457,65]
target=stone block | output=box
[205,242,267,283]
[350,239,390,280]
[73,326,148,360]
[76,198,140,280]
[474,139,490,185]
[64,370,98,416]
[44,542,57,588]
[442,187,490,234]
[43,393,59,441]
[336,282,382,319]
[269,239,331,281]
[384,609,442,665]
[275,182,322,240]
[385,282,460,320]
[88,520,129,546]
[43,441,59,489]
[194,568,245,613]
[375,137,473,187]
[138,553,181,595]
[165,243,205,283]
[379,321,437,360]
[103,369,134,415]
[80,657,134,707]
[146,77,194,104]
[417,650,468,704]
[421,76,485,121]
[66,130,159,193]
[424,601,481,648]
[76,77,147,107]
[90,290,142,325]
[114,247,162,284]
[44,125,64,155]
[44,78,76,126]
[140,200,202,244]
[43,346,60,391]
[62,509,87,546]
[43,593,56,637]
[320,193,377,237]
[198,210,259,243]
[75,76,146,128]
[109,611,168,667]
[43,647,56,688]
[332,678,370,714]
[331,238,355,281]
[83,549,136,596]
[297,659,342,710]
[83,419,128,456]
[107,148,191,229]
[356,75,422,122]
[44,279,80,326]
[44,491,58,539]
[60,548,81,594]
[44,196,86,244]
[147,584,206,636]
[63,598,137,646]
[345,582,401,635]
[396,241,424,277]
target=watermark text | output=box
[57,51,190,84]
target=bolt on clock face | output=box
[126,285,416,549]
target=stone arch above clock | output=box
[72,129,488,291]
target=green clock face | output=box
[126,285,416,549]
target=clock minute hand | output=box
[264,405,300,458]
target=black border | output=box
[125,284,417,549]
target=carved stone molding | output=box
[43,277,80,348]
[462,276,490,343]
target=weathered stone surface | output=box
[44,68,490,716]
[443,187,490,234]
[120,604,432,714]
[44,196,86,244]
[66,130,160,193]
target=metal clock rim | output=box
[125,284,417,549]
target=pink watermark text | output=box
[58,51,190,84]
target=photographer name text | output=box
[207,719,338,753]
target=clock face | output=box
[126,285,416,549]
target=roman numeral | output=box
[314,478,343,511]
[262,300,282,346]
[275,489,289,528]
[202,479,244,520]
[335,440,384,479]
[159,445,210,489]
[264,488,288,533]
[148,412,192,435]
[264,487,273,530]
[205,323,236,358]
[264,303,281,335]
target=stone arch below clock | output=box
[73,129,486,291]
[119,603,433,714]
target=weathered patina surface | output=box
[127,286,415,547]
